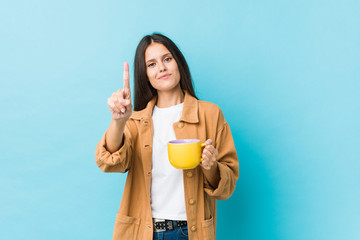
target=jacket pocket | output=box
[112,213,141,240]
[201,217,216,240]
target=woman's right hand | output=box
[107,62,133,121]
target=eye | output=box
[147,63,155,67]
[164,57,172,62]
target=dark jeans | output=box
[153,225,189,240]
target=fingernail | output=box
[121,108,125,113]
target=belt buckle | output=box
[166,220,174,230]
[153,218,166,232]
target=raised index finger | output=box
[123,62,130,90]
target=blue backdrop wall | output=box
[1,0,359,239]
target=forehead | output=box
[145,43,171,61]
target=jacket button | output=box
[191,225,197,232]
[186,171,193,178]
[189,199,196,205]
[177,122,184,128]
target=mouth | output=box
[158,74,171,79]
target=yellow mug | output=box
[167,139,207,169]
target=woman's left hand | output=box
[200,139,219,170]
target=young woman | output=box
[95,33,239,240]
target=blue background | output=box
[1,0,359,239]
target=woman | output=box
[95,33,239,240]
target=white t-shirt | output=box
[151,103,187,220]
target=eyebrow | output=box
[146,53,172,63]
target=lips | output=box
[158,74,171,79]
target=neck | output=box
[156,87,184,108]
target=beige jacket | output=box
[95,91,239,240]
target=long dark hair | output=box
[133,33,197,111]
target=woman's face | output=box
[145,42,181,93]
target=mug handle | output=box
[200,143,207,162]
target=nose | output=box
[159,62,167,72]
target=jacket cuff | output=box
[204,162,234,200]
[95,130,130,172]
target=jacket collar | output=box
[130,90,199,123]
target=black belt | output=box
[153,218,187,232]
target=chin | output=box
[152,81,180,92]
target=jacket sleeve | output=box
[95,120,136,173]
[204,114,239,200]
